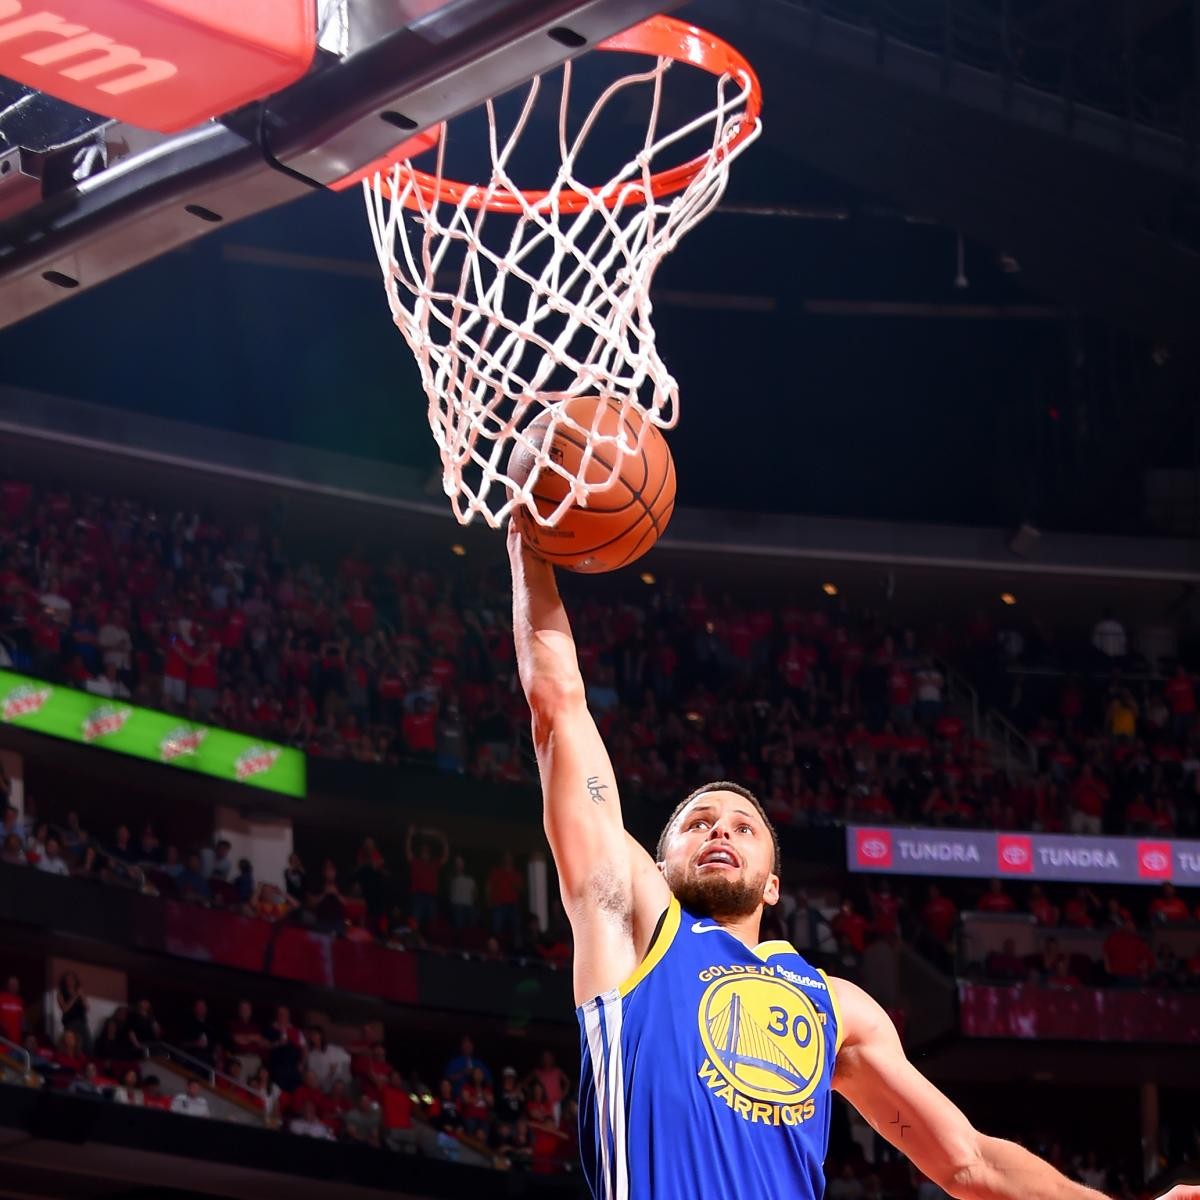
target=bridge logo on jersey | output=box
[696,974,825,1126]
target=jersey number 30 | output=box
[767,1006,813,1047]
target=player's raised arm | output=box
[508,523,668,1003]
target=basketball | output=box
[507,396,676,573]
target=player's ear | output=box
[655,859,665,876]
[763,873,780,907]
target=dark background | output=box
[4,0,1199,538]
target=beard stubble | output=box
[664,861,766,919]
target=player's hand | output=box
[1155,1187,1200,1199]
[506,515,523,556]
[506,514,548,569]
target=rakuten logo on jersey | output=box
[1137,841,1173,881]
[854,828,893,869]
[996,835,1034,874]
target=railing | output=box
[0,1033,32,1078]
[983,706,1037,776]
[780,0,1197,143]
[898,942,958,1048]
[1006,663,1167,685]
[145,1041,269,1114]
[958,910,1199,972]
[937,657,980,739]
[935,655,1037,776]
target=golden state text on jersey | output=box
[577,898,843,1200]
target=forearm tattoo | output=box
[586,776,609,805]
[889,1111,912,1138]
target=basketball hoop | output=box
[362,15,763,528]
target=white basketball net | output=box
[363,42,761,527]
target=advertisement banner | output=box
[959,981,1200,1044]
[0,669,305,798]
[160,900,418,1003]
[848,825,1200,887]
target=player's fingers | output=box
[507,514,541,568]
[510,518,552,570]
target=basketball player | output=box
[508,524,1197,1200]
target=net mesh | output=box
[363,39,761,528]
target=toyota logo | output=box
[1142,850,1169,872]
[1001,844,1029,867]
[861,838,889,861]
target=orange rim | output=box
[386,14,762,214]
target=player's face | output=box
[661,791,779,919]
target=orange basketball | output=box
[508,396,676,573]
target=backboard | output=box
[0,0,680,329]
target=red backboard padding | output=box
[0,0,315,132]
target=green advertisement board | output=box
[0,670,305,798]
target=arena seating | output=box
[0,961,578,1175]
[4,477,1200,841]
[3,476,1200,1197]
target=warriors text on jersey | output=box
[577,898,843,1199]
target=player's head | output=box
[655,781,780,920]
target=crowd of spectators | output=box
[0,476,1038,833]
[6,794,1200,1001]
[5,479,1200,841]
[826,874,1200,990]
[5,968,1193,1198]
[0,800,571,962]
[0,479,529,778]
[22,807,1200,1045]
[951,606,1200,838]
[0,477,949,832]
[5,483,1200,1195]
[0,972,578,1173]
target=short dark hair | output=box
[656,780,781,875]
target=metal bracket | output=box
[0,0,680,329]
[0,146,43,224]
[267,0,687,185]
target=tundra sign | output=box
[848,825,1200,887]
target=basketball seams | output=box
[528,508,650,561]
[539,451,670,570]
[610,454,675,570]
[512,396,671,572]
[529,429,648,519]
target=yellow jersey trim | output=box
[618,896,681,997]
[818,968,845,1055]
[752,939,798,961]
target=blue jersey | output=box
[577,897,843,1200]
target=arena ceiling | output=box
[0,0,1198,538]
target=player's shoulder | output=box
[751,937,804,960]
[822,975,894,1048]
